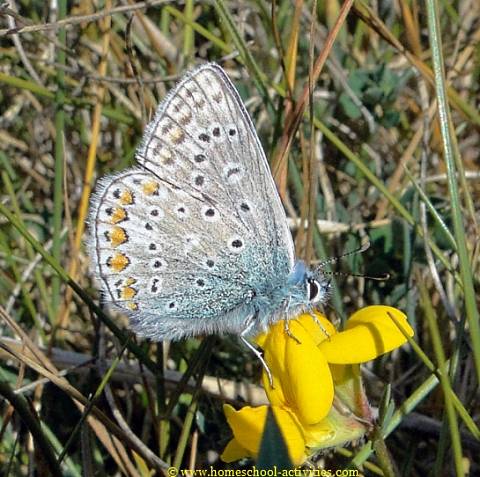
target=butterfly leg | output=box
[283,319,301,344]
[307,306,330,338]
[240,315,274,388]
[283,299,301,344]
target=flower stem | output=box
[371,425,398,477]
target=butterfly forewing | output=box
[89,64,294,340]
[136,64,294,263]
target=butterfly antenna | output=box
[317,240,390,281]
[323,270,390,281]
[318,239,371,268]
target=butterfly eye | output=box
[307,278,320,303]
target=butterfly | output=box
[88,63,330,364]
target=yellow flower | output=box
[221,306,414,465]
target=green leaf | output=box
[256,409,293,470]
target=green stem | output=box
[371,426,397,477]
[419,282,464,476]
[52,0,67,314]
[0,381,63,477]
[425,0,480,389]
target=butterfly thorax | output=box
[248,260,330,333]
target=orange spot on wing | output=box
[110,207,127,224]
[109,226,128,247]
[107,252,130,272]
[119,190,134,205]
[142,181,159,195]
[121,286,137,300]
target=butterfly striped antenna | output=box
[315,239,390,281]
[316,239,371,269]
[322,270,390,281]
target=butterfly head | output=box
[289,261,331,307]
[306,273,331,305]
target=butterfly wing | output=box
[89,63,294,340]
[137,63,294,264]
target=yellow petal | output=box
[319,306,413,363]
[260,315,335,420]
[223,404,307,465]
[223,404,267,457]
[262,370,287,408]
[281,319,334,425]
[294,313,337,345]
[255,331,268,348]
[261,321,289,407]
[221,438,250,462]
[347,306,413,334]
[329,363,347,383]
[271,407,307,466]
